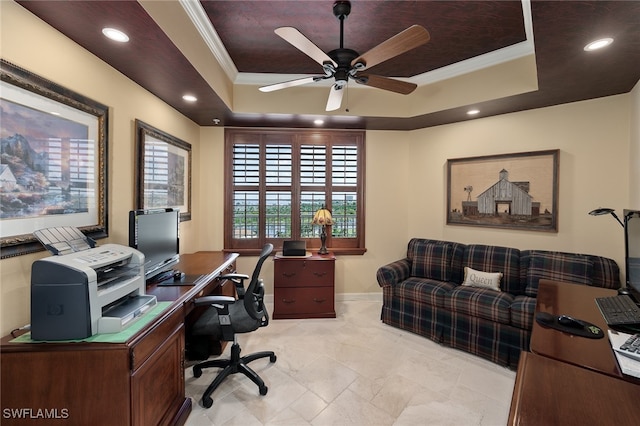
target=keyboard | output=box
[595,295,640,326]
[615,333,640,362]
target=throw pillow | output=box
[410,242,452,281]
[462,267,503,291]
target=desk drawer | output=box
[131,305,182,371]
[274,260,334,287]
[274,287,335,318]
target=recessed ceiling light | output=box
[182,95,197,102]
[314,119,324,125]
[102,28,129,43]
[467,109,480,116]
[584,38,613,51]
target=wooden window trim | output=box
[223,128,366,255]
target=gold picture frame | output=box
[1,60,109,258]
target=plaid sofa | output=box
[377,238,620,368]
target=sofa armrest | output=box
[377,259,411,287]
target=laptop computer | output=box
[282,240,307,257]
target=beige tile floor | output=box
[184,299,516,425]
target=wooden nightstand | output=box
[273,252,336,319]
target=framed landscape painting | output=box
[0,60,109,258]
[447,150,559,232]
[134,120,191,221]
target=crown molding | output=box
[179,0,238,80]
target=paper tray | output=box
[99,295,157,334]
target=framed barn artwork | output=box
[447,150,559,232]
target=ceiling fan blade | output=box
[259,76,321,93]
[326,85,344,111]
[275,27,337,68]
[355,74,417,95]
[351,25,430,70]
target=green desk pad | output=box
[12,301,172,344]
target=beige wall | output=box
[0,2,203,335]
[630,81,640,209]
[0,1,636,336]
[406,95,630,256]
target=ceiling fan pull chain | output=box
[339,14,345,49]
[345,84,350,113]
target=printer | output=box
[31,243,156,340]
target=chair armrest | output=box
[193,295,236,307]
[376,258,411,287]
[218,273,250,281]
[218,273,250,298]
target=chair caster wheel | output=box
[270,354,277,363]
[193,367,202,378]
[202,396,213,408]
[259,385,268,396]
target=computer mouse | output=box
[173,271,185,281]
[618,287,631,296]
[535,312,555,325]
[557,315,584,329]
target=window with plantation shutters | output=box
[224,128,365,254]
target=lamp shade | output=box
[589,207,615,216]
[312,207,334,226]
[588,207,624,227]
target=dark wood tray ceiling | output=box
[15,1,640,130]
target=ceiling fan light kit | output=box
[259,1,430,112]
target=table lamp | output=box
[312,206,334,255]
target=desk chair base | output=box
[192,341,277,408]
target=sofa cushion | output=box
[462,245,521,294]
[510,295,536,330]
[410,241,453,281]
[525,251,594,297]
[462,267,502,291]
[444,286,514,324]
[395,277,457,307]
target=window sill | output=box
[223,247,367,256]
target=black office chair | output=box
[189,243,276,408]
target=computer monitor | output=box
[129,208,179,281]
[624,209,640,298]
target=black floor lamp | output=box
[589,207,630,295]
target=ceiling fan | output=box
[259,1,430,111]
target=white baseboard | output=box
[263,292,381,304]
[336,293,381,302]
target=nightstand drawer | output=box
[274,259,334,287]
[273,287,335,318]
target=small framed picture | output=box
[134,120,192,221]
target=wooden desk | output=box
[0,251,237,426]
[508,351,639,426]
[531,279,639,382]
[509,279,640,424]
